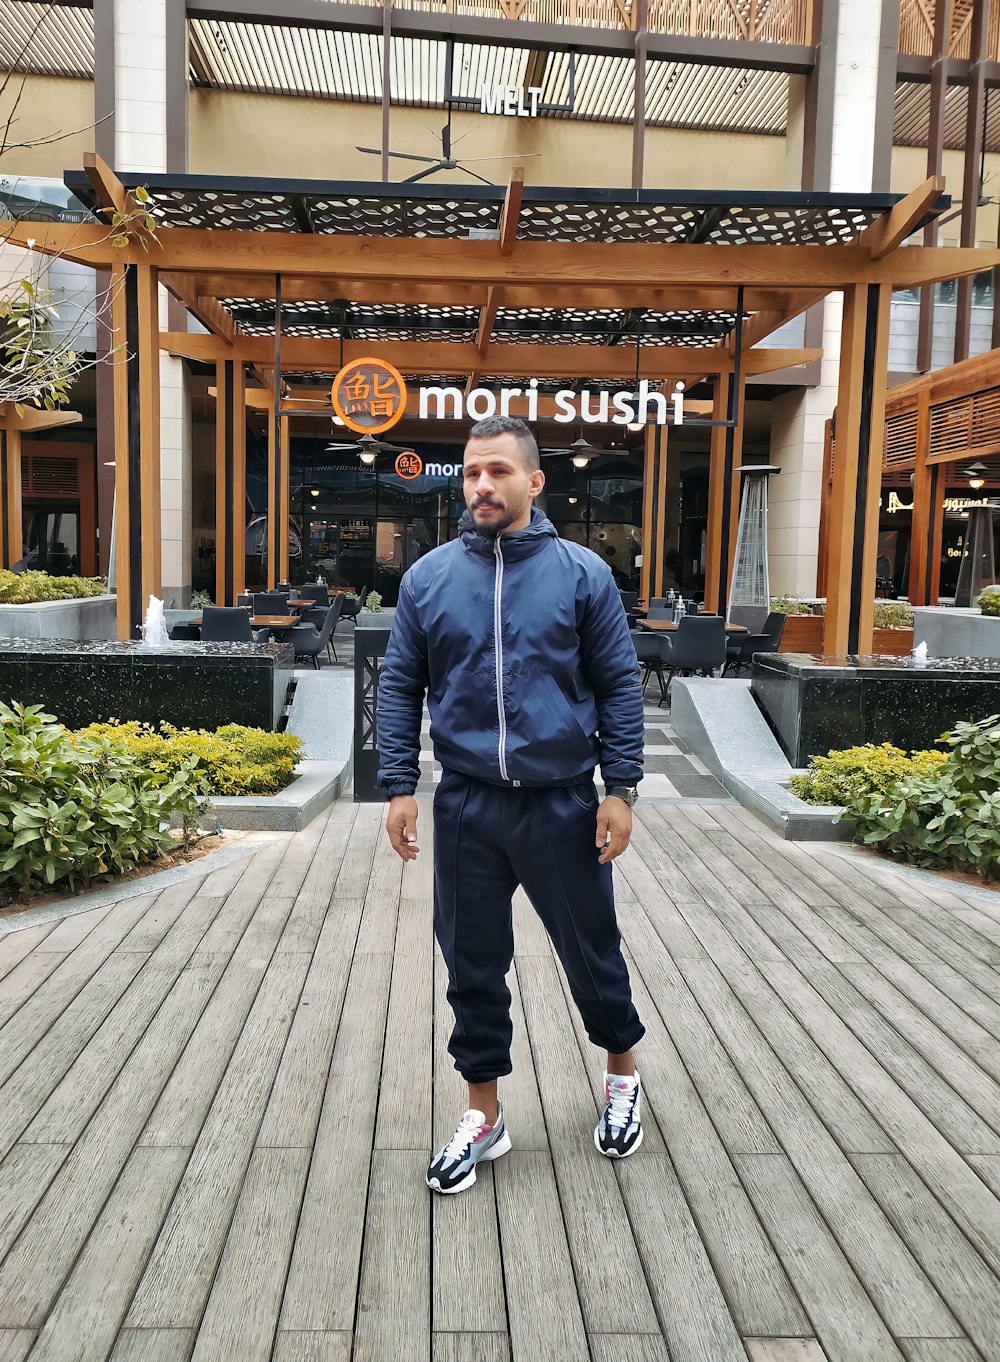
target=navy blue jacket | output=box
[376,508,644,797]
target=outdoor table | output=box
[190,615,301,632]
[637,618,748,634]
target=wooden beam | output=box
[0,405,83,433]
[187,273,813,314]
[161,272,238,343]
[860,175,947,260]
[83,151,130,219]
[162,331,819,377]
[10,222,998,291]
[1,429,21,569]
[499,167,524,257]
[823,282,892,657]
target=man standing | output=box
[377,415,645,1195]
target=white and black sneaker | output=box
[426,1105,512,1194]
[595,1071,643,1158]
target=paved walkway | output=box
[2,787,1000,1361]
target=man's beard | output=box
[471,500,521,537]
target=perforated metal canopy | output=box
[64,172,928,248]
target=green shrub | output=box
[0,569,106,605]
[189,589,213,608]
[364,591,383,613]
[769,595,813,615]
[872,600,914,630]
[790,743,947,807]
[0,701,205,902]
[978,586,1000,617]
[74,720,303,796]
[848,715,1000,880]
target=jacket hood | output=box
[458,505,559,562]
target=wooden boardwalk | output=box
[1,796,1000,1362]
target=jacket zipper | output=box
[493,537,514,783]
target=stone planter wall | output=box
[913,606,1000,660]
[0,594,117,642]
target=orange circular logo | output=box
[395,451,423,479]
[332,357,407,435]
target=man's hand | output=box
[597,796,633,864]
[386,795,420,862]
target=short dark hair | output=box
[466,415,540,472]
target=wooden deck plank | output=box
[280,950,393,1332]
[354,821,404,956]
[792,960,1000,1155]
[139,896,295,1147]
[109,1329,196,1361]
[966,1152,1000,1196]
[125,940,315,1329]
[0,897,150,1084]
[39,901,119,951]
[0,950,147,1160]
[256,900,365,1150]
[757,957,1000,1281]
[617,1152,750,1362]
[117,879,202,953]
[431,952,508,1337]
[588,1336,670,1362]
[735,1152,907,1362]
[0,1330,35,1362]
[23,882,235,1146]
[0,924,58,982]
[271,1332,352,1362]
[743,1342,831,1362]
[433,1334,510,1362]
[679,959,961,1339]
[374,900,433,1152]
[622,879,894,1156]
[494,1151,589,1362]
[0,1145,71,1264]
[0,881,286,1328]
[850,1152,1000,1361]
[898,1341,985,1361]
[331,803,381,902]
[613,945,812,1337]
[840,960,1000,1122]
[614,855,710,960]
[517,952,661,1336]
[27,1147,186,1362]
[191,1147,310,1362]
[0,953,68,1029]
[352,1150,430,1362]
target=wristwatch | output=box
[606,785,639,807]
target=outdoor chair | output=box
[288,601,340,669]
[298,583,330,605]
[253,592,292,615]
[168,623,200,641]
[301,595,344,663]
[762,611,787,649]
[729,604,768,632]
[656,615,727,708]
[645,606,674,621]
[340,585,367,625]
[723,631,773,677]
[200,605,271,645]
[631,630,667,701]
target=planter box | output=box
[356,607,396,628]
[0,593,117,642]
[777,613,913,658]
[912,606,1000,660]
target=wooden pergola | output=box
[5,157,997,653]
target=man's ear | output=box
[530,469,546,497]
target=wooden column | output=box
[824,283,892,657]
[215,357,247,605]
[704,371,745,616]
[907,387,933,605]
[111,261,161,640]
[639,422,668,603]
[0,428,22,568]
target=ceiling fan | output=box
[325,433,412,456]
[540,436,613,465]
[357,99,539,185]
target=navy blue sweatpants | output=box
[432,770,645,1084]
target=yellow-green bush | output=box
[789,742,947,807]
[0,569,106,604]
[872,600,914,630]
[979,586,1000,617]
[74,721,303,796]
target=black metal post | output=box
[354,625,393,801]
[848,284,882,655]
[124,264,143,638]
